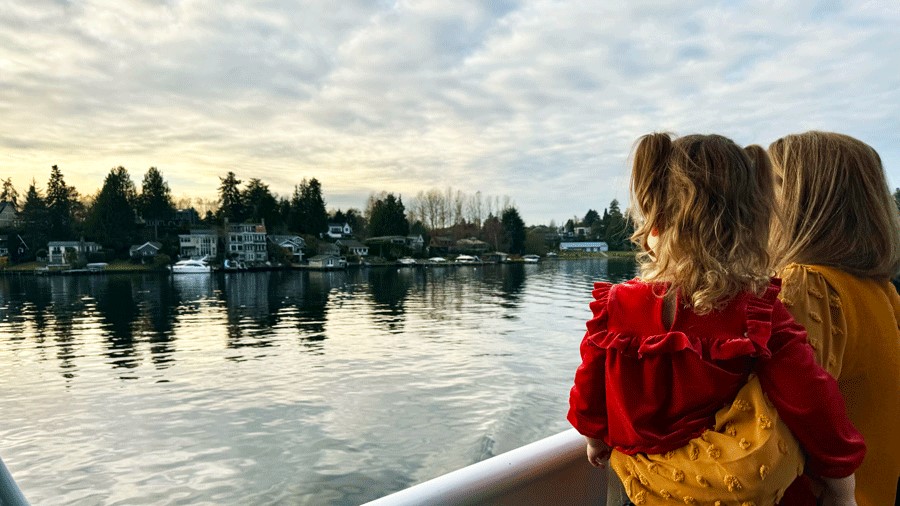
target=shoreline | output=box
[0,252,634,276]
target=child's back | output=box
[568,132,865,505]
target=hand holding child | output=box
[585,437,611,468]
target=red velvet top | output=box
[567,279,865,478]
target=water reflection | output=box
[0,259,639,505]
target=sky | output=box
[1,0,898,226]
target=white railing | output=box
[362,428,607,506]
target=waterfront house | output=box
[326,222,352,239]
[129,241,162,260]
[227,222,267,265]
[428,236,454,255]
[335,239,369,257]
[456,237,490,254]
[559,241,608,253]
[48,240,102,265]
[319,242,341,257]
[406,234,425,252]
[268,235,305,263]
[179,229,218,259]
[307,254,344,269]
[0,201,18,229]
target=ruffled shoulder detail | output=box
[584,282,613,341]
[717,279,781,360]
[585,280,705,358]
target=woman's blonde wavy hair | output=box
[629,133,774,314]
[768,131,900,278]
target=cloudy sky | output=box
[1,0,898,225]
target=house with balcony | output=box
[227,222,267,265]
[268,235,306,263]
[179,229,218,259]
[47,240,102,265]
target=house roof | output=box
[0,201,17,214]
[130,241,162,251]
[309,254,340,261]
[336,239,366,248]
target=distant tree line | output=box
[0,166,642,263]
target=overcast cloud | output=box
[1,0,898,224]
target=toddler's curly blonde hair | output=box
[629,133,774,314]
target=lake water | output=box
[0,258,636,505]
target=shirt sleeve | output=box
[567,334,608,441]
[778,264,850,378]
[756,298,865,478]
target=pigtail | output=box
[631,133,673,222]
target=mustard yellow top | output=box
[779,263,900,506]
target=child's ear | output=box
[650,227,659,237]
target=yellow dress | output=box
[778,263,900,506]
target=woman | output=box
[769,131,900,505]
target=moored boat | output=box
[454,254,481,264]
[522,254,540,263]
[171,257,212,274]
[397,257,417,266]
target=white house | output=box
[227,222,267,264]
[308,254,345,269]
[326,222,352,239]
[268,235,306,263]
[335,239,369,257]
[179,229,218,259]
[559,241,608,253]
[47,240,102,264]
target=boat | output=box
[427,256,448,265]
[361,429,608,505]
[171,257,212,274]
[397,257,417,266]
[522,254,540,263]
[454,254,481,264]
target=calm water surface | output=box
[0,258,636,505]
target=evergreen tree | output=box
[139,167,175,223]
[20,181,48,259]
[45,165,80,240]
[242,178,279,228]
[217,171,245,222]
[86,166,138,256]
[1,178,18,207]
[368,193,409,237]
[289,178,328,235]
[582,209,600,227]
[303,178,328,236]
[501,206,526,254]
[602,199,632,250]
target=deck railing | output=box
[362,428,608,506]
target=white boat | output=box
[522,254,540,263]
[427,257,448,265]
[397,257,417,266]
[362,429,609,505]
[454,254,480,264]
[171,257,212,274]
